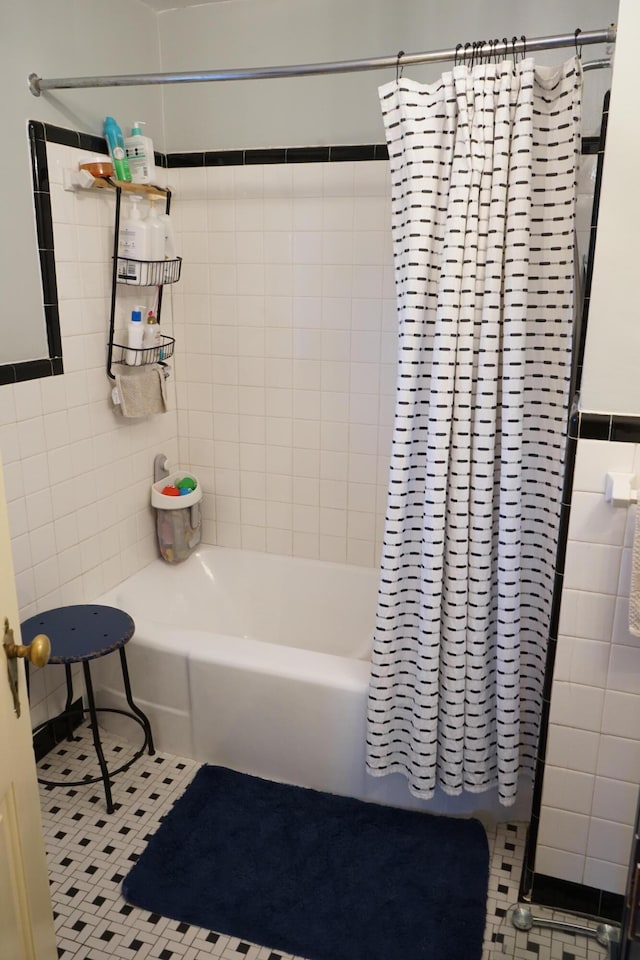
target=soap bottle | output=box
[117,196,150,282]
[124,121,156,185]
[104,117,131,182]
[126,309,144,365]
[146,200,166,261]
[143,311,162,357]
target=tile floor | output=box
[39,724,616,960]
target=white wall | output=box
[0,0,164,365]
[536,438,640,894]
[158,0,616,151]
[171,160,395,563]
[580,0,640,417]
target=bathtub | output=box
[93,546,531,820]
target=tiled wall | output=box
[169,160,397,566]
[6,138,179,730]
[535,439,640,895]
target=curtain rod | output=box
[28,26,615,97]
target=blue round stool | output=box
[22,604,155,814]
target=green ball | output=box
[178,476,196,490]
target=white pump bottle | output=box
[117,196,150,282]
[125,121,156,185]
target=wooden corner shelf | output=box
[93,178,167,201]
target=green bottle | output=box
[103,116,132,182]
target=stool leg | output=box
[64,664,74,741]
[82,661,114,814]
[119,647,155,756]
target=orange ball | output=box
[161,485,180,496]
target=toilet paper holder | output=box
[605,472,638,506]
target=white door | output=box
[0,456,57,959]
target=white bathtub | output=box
[93,546,531,820]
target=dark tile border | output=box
[530,873,623,924]
[166,144,389,167]
[165,138,595,168]
[3,122,66,386]
[573,412,640,444]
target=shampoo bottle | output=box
[146,200,166,261]
[104,117,131,182]
[117,197,150,282]
[126,309,144,365]
[124,121,156,185]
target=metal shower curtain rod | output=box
[28,26,615,96]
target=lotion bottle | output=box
[124,121,156,185]
[143,311,162,355]
[126,309,144,365]
[117,197,150,282]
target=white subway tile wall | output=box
[5,140,179,728]
[537,437,640,894]
[169,160,396,564]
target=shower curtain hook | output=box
[503,37,509,63]
[521,35,527,60]
[478,40,487,65]
[492,39,499,65]
[574,28,583,60]
[463,41,472,67]
[470,41,477,69]
[454,43,462,68]
[511,36,518,70]
[396,50,405,82]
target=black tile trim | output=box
[581,136,600,155]
[39,125,594,174]
[0,358,61,386]
[2,129,65,386]
[575,412,640,444]
[33,697,84,762]
[167,151,205,168]
[578,412,611,440]
[43,123,81,149]
[531,873,623,924]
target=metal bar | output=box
[582,57,612,71]
[28,26,615,96]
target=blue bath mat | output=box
[123,765,489,960]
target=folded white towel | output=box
[629,505,640,637]
[112,363,167,418]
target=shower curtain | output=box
[366,57,582,806]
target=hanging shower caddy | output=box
[100,179,181,378]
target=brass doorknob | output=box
[3,619,51,668]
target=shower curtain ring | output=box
[574,27,582,59]
[396,50,405,82]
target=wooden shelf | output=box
[93,178,167,201]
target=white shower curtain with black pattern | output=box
[366,57,582,806]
